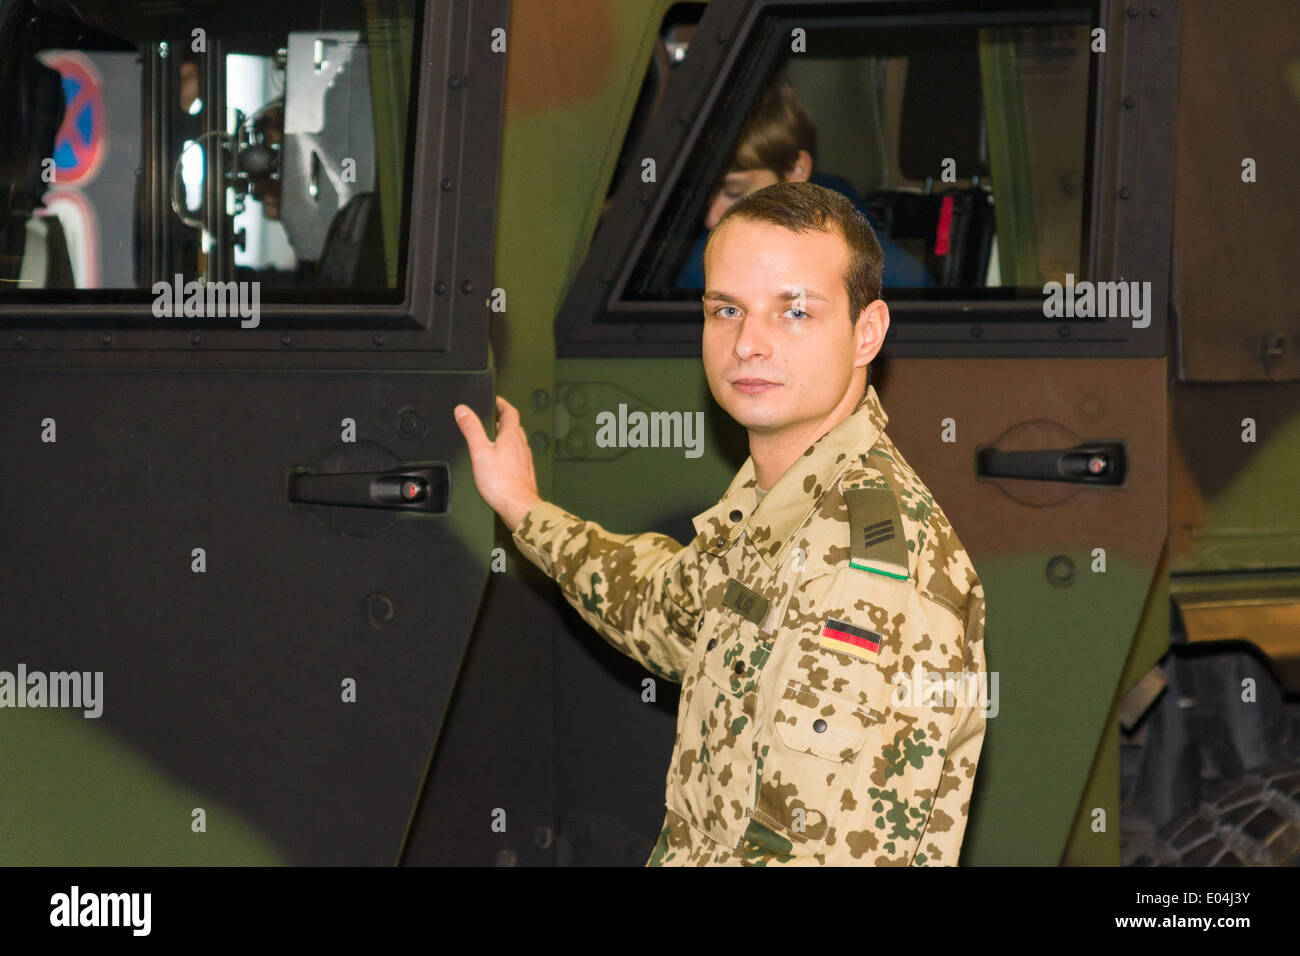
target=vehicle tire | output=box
[1123,761,1300,865]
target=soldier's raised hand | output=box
[453,396,543,533]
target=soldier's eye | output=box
[785,308,808,320]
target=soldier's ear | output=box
[855,299,889,368]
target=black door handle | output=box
[288,465,450,512]
[975,442,1127,485]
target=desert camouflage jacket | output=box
[512,385,987,865]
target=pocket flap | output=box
[773,680,881,762]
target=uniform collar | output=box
[691,385,890,568]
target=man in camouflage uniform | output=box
[455,181,986,866]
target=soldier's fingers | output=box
[452,404,493,454]
[495,395,523,435]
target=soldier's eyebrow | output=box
[702,288,832,307]
[778,288,830,303]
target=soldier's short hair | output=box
[726,72,817,175]
[707,180,884,326]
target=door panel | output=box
[876,356,1167,862]
[0,0,512,864]
[0,368,492,863]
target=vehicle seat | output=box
[865,35,995,288]
[0,51,68,284]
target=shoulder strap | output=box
[842,484,911,581]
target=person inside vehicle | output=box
[675,71,933,291]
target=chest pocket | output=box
[668,608,764,849]
[774,679,883,761]
[665,574,774,848]
[696,576,774,696]
[753,678,885,846]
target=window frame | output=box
[0,0,507,370]
[555,0,1177,359]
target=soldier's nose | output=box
[734,331,769,360]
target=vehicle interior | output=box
[0,0,417,302]
[617,15,1092,303]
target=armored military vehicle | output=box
[1,0,1295,865]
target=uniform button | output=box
[729,509,743,522]
[714,536,727,548]
[733,661,745,675]
[706,638,717,651]
[813,719,828,733]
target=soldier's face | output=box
[701,219,881,437]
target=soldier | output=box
[455,181,986,866]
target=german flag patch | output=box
[820,617,883,661]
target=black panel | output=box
[0,368,492,863]
[402,564,557,866]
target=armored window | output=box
[0,0,420,307]
[558,1,1169,358]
